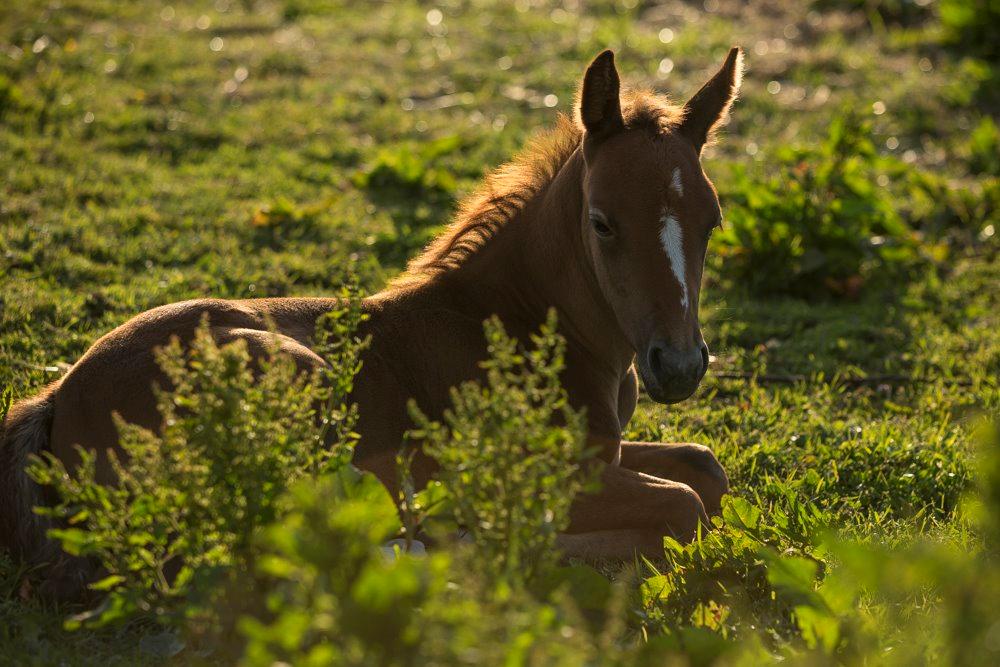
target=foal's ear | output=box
[677,47,744,152]
[579,50,624,141]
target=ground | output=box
[1,0,998,663]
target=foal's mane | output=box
[387,90,682,291]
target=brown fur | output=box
[0,49,742,590]
[0,385,56,560]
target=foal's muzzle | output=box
[640,340,709,404]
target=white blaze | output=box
[671,167,684,197]
[660,212,689,310]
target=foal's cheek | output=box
[602,261,628,296]
[588,242,619,292]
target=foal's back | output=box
[41,289,490,483]
[46,298,327,468]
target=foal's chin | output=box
[638,372,702,405]
[645,387,698,405]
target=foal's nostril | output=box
[648,344,665,377]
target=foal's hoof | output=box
[675,443,729,516]
[665,482,710,543]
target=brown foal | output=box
[1,48,744,581]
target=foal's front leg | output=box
[557,445,727,561]
[615,365,730,515]
[619,442,729,515]
[560,459,709,560]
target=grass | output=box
[1,0,998,663]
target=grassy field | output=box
[1,0,998,664]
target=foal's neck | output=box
[459,148,635,380]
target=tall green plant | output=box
[239,467,606,666]
[27,297,367,628]
[238,312,609,666]
[408,310,595,587]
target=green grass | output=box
[1,0,998,663]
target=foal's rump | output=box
[0,385,57,562]
[46,299,273,462]
[0,297,334,572]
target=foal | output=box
[1,48,744,573]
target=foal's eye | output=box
[589,209,614,238]
[592,218,613,238]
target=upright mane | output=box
[387,89,683,291]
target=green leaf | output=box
[541,565,612,611]
[795,603,840,653]
[674,626,737,666]
[640,574,674,606]
[89,574,125,591]
[722,497,762,533]
[48,528,96,556]
[761,548,825,610]
[413,480,452,517]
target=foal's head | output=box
[577,49,743,404]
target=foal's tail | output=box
[0,385,57,562]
